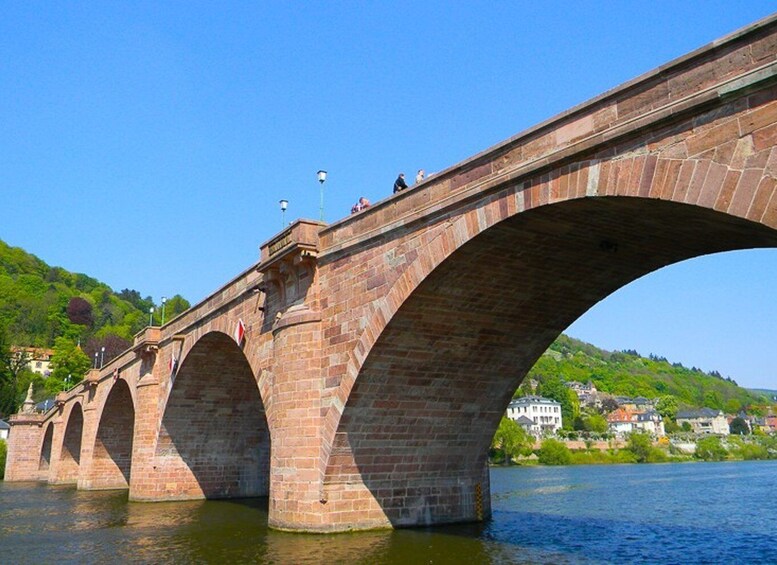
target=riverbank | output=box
[491,433,777,467]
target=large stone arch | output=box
[85,379,135,489]
[56,402,84,485]
[151,331,270,500]
[320,86,777,528]
[38,422,54,474]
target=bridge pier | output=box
[4,413,45,482]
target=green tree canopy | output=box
[538,438,572,465]
[492,417,533,464]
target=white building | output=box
[0,419,9,440]
[506,395,563,435]
[676,408,729,435]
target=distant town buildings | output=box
[11,346,55,377]
[606,408,665,437]
[676,408,730,435]
[506,396,563,435]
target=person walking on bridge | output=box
[393,173,408,193]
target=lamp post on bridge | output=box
[100,346,105,368]
[161,296,167,325]
[317,170,327,222]
[149,306,155,327]
[280,199,288,228]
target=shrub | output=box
[695,436,728,461]
[538,438,572,465]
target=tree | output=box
[600,396,620,414]
[583,413,608,433]
[538,438,572,465]
[729,417,749,435]
[695,436,728,461]
[627,432,653,463]
[492,417,533,464]
[47,337,91,395]
[537,376,579,430]
[655,396,679,420]
[83,334,132,366]
[66,297,94,327]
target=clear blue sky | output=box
[1,2,775,388]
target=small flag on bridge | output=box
[169,355,178,377]
[113,367,120,381]
[234,318,246,346]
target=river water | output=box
[2,460,776,564]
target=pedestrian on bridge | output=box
[393,173,408,193]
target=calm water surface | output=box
[2,461,776,564]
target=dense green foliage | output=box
[524,335,767,410]
[538,438,572,465]
[491,416,533,464]
[0,239,191,415]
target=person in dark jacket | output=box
[393,173,408,193]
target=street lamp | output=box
[93,352,98,369]
[317,170,327,221]
[161,296,167,325]
[100,346,105,368]
[149,306,155,327]
[279,199,288,228]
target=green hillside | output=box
[526,334,767,413]
[0,238,190,415]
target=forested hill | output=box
[0,238,189,356]
[526,334,767,411]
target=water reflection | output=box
[2,461,777,564]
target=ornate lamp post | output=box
[161,296,167,325]
[149,306,155,327]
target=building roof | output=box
[514,416,535,426]
[508,395,561,407]
[676,408,724,420]
[0,419,10,430]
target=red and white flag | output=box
[234,318,246,345]
[113,367,120,381]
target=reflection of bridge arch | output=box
[152,331,270,500]
[38,422,54,475]
[57,402,84,485]
[86,379,135,489]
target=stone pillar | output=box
[76,373,101,490]
[4,413,45,481]
[128,344,162,501]
[258,219,327,531]
[268,303,324,530]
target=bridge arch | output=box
[322,88,777,527]
[57,402,84,485]
[152,330,270,499]
[38,421,54,475]
[86,379,135,489]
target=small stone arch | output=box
[88,379,135,489]
[57,402,84,484]
[153,331,270,499]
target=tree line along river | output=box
[1,460,776,564]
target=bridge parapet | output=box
[319,15,777,257]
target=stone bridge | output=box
[5,16,777,532]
